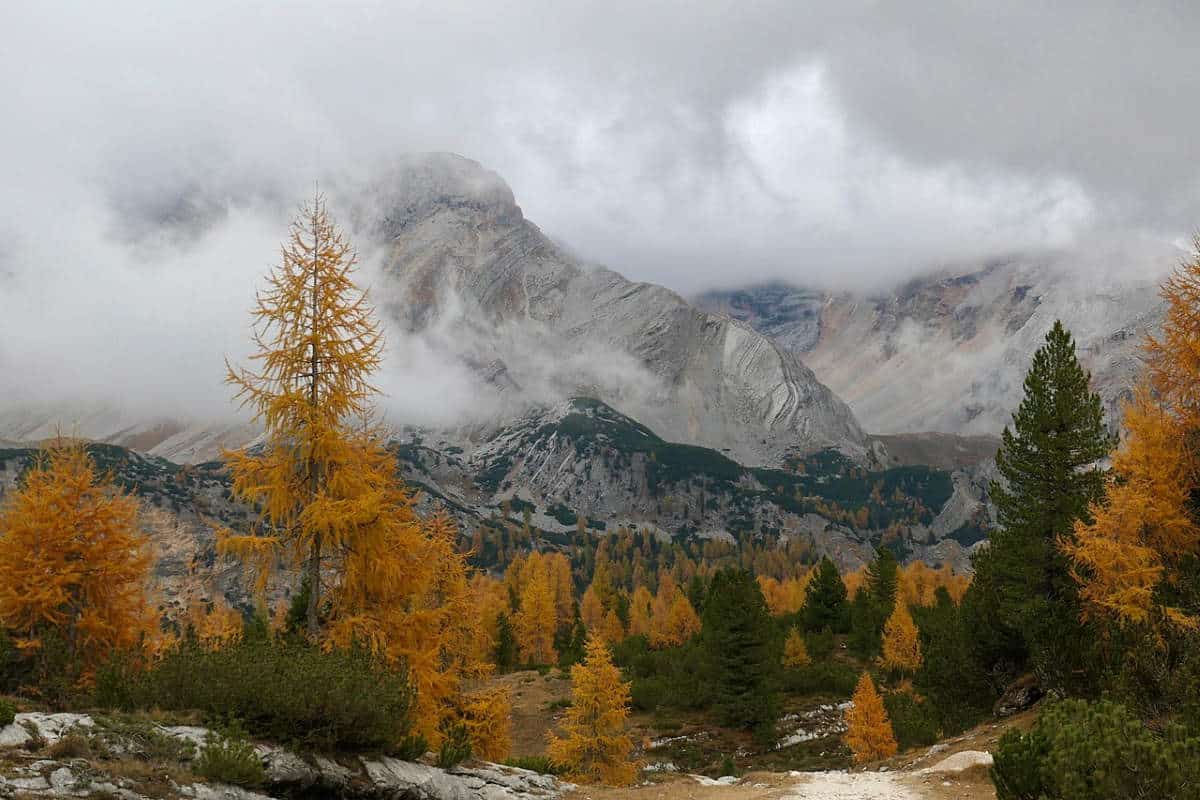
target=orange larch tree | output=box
[782,626,810,668]
[879,602,923,673]
[515,567,558,665]
[0,442,154,685]
[547,634,638,785]
[220,194,383,639]
[844,672,898,763]
[1067,252,1200,631]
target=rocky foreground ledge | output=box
[0,713,569,800]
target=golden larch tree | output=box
[844,672,898,763]
[220,194,383,638]
[220,196,492,744]
[516,567,558,665]
[879,602,923,673]
[547,634,638,785]
[1066,252,1200,631]
[783,626,810,668]
[649,594,700,648]
[0,442,153,682]
[628,585,654,638]
[461,686,513,761]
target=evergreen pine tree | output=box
[913,588,993,734]
[964,320,1112,689]
[699,569,779,737]
[866,548,899,610]
[493,613,517,672]
[801,557,849,633]
[848,589,881,660]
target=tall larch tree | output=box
[547,635,638,785]
[879,602,922,674]
[0,442,154,688]
[221,194,382,639]
[844,673,898,763]
[219,197,494,744]
[964,320,1112,689]
[1067,255,1200,632]
[783,626,810,668]
[516,569,558,665]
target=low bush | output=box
[0,699,14,727]
[48,733,92,759]
[992,699,1200,800]
[104,637,415,752]
[806,628,835,661]
[195,724,265,789]
[436,721,472,768]
[882,691,939,749]
[779,660,859,698]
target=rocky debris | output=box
[917,751,993,774]
[0,712,568,800]
[775,702,852,750]
[994,676,1043,717]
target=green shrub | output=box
[504,755,566,775]
[436,721,472,768]
[806,628,835,661]
[121,637,415,752]
[883,691,939,749]
[195,724,265,789]
[779,660,858,697]
[718,754,738,777]
[0,698,15,727]
[992,699,1200,800]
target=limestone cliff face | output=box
[697,257,1167,436]
[360,154,867,468]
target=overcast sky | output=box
[2,1,1198,422]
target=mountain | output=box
[696,257,1168,436]
[392,397,990,572]
[358,153,868,468]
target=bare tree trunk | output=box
[306,197,322,640]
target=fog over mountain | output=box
[2,2,1198,431]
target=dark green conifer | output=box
[493,612,517,672]
[802,557,849,633]
[964,321,1112,691]
[700,568,779,738]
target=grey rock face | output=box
[362,154,867,467]
[697,257,1168,437]
[0,713,568,800]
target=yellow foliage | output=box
[758,573,812,615]
[844,672,898,764]
[547,635,638,785]
[580,586,605,632]
[219,197,493,744]
[783,626,810,668]
[628,586,654,638]
[598,609,626,644]
[843,567,868,599]
[1067,388,1200,629]
[649,595,700,649]
[220,194,384,636]
[0,441,153,682]
[515,566,558,665]
[461,686,512,761]
[186,597,244,651]
[879,602,923,673]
